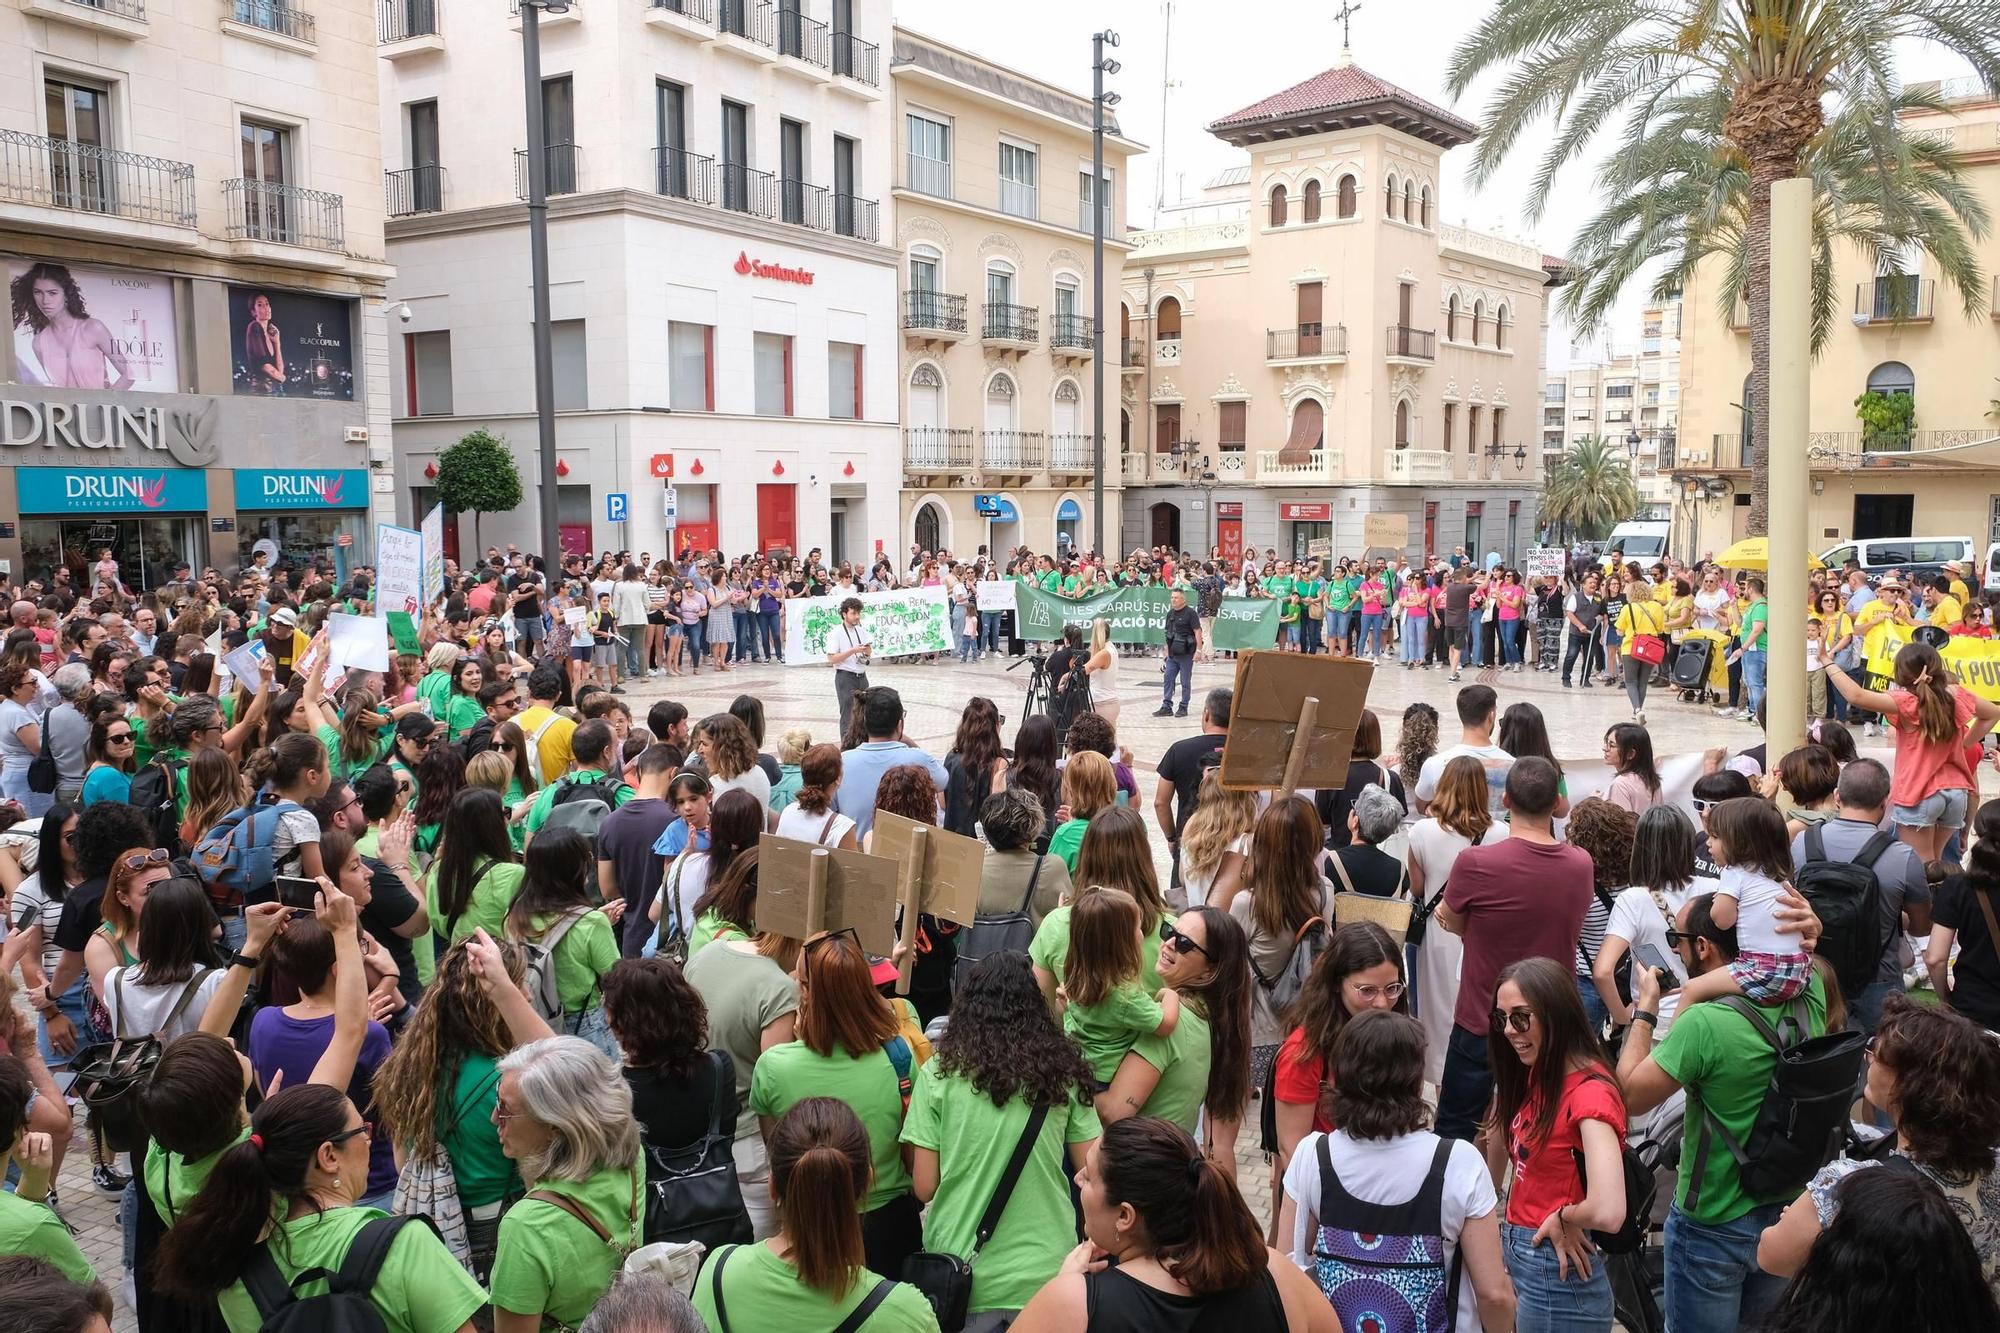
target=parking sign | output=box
[606,492,629,524]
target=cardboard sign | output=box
[325,612,391,674]
[385,610,421,656]
[1219,652,1375,792]
[757,834,901,956]
[1306,538,1332,558]
[562,606,590,631]
[1363,513,1409,549]
[375,523,424,617]
[868,811,984,927]
[1526,546,1567,578]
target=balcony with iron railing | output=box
[982,302,1039,347]
[719,162,776,218]
[224,178,345,253]
[1257,449,1341,483]
[779,178,829,230]
[27,0,147,37]
[378,0,439,45]
[655,147,713,203]
[902,291,967,339]
[904,427,974,472]
[777,9,829,68]
[0,130,197,233]
[1049,434,1093,472]
[981,430,1045,472]
[833,30,879,86]
[1856,276,1935,324]
[1120,338,1144,371]
[1050,314,1095,356]
[645,0,713,36]
[716,0,775,51]
[384,164,446,217]
[1385,324,1435,361]
[514,143,581,199]
[1266,324,1348,363]
[832,192,877,241]
[228,0,314,42]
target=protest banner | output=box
[385,611,421,655]
[1013,583,1170,643]
[757,836,901,956]
[376,523,424,618]
[420,504,446,606]
[562,605,590,631]
[1210,598,1283,652]
[1866,623,2000,712]
[783,586,951,664]
[1525,547,1567,578]
[869,811,984,995]
[1219,653,1375,795]
[325,612,390,674]
[975,580,1017,613]
[1363,513,1409,551]
[1306,538,1332,559]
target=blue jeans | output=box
[1330,608,1354,652]
[1577,972,1609,1034]
[682,621,707,660]
[732,611,757,661]
[1501,619,1523,665]
[1400,617,1428,663]
[1743,647,1767,716]
[1300,614,1323,655]
[620,625,647,676]
[981,610,1002,653]
[36,973,93,1075]
[1502,1220,1613,1332]
[1849,978,1897,1035]
[1359,612,1385,657]
[1162,653,1193,709]
[759,608,782,660]
[1435,1023,1493,1141]
[1664,1202,1787,1333]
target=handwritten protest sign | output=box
[221,639,267,687]
[757,835,901,956]
[420,504,446,606]
[975,580,1017,613]
[1362,513,1409,550]
[376,524,424,618]
[1526,547,1567,578]
[783,587,951,664]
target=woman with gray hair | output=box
[490,1034,645,1333]
[975,787,1071,926]
[1327,784,1411,898]
[579,1274,706,1333]
[44,663,93,805]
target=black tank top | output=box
[1082,1263,1287,1333]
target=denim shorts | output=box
[1891,787,1970,831]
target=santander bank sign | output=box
[733,251,815,286]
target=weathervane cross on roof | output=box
[1334,0,1361,50]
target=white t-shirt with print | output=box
[269,806,323,880]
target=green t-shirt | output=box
[489,1161,643,1327]
[1030,904,1174,996]
[130,711,159,767]
[1037,570,1061,593]
[317,724,395,783]
[685,941,800,1141]
[1045,818,1089,873]
[751,1040,914,1211]
[416,670,453,719]
[1064,979,1165,1081]
[1652,975,1827,1224]
[1262,575,1295,598]
[444,693,484,744]
[899,1064,1101,1314]
[218,1206,488,1333]
[1327,580,1355,612]
[522,908,620,1014]
[523,771,635,836]
[426,859,526,946]
[1127,1000,1211,1133]
[1280,597,1301,626]
[688,908,748,959]
[440,1053,517,1209]
[145,1126,249,1225]
[1739,599,1770,652]
[694,1242,940,1333]
[0,1190,93,1284]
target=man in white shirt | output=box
[826,596,871,737]
[1413,684,1515,817]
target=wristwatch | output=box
[1629,1009,1659,1029]
[229,950,262,970]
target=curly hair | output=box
[1565,797,1637,892]
[1870,995,2000,1176]
[373,937,525,1157]
[10,262,87,334]
[702,713,759,782]
[602,958,708,1078]
[933,953,1094,1109]
[873,764,939,828]
[1395,703,1439,783]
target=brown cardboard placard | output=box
[757,834,901,957]
[868,811,985,927]
[1219,652,1375,792]
[1363,512,1409,549]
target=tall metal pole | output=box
[1091,34,1106,561]
[522,4,562,566]
[1765,177,1812,755]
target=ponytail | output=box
[1968,800,2000,893]
[768,1097,870,1297]
[1098,1117,1266,1296]
[1894,643,1963,743]
[243,731,327,795]
[155,1083,349,1296]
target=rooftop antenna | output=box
[1334,0,1361,65]
[1152,0,1178,214]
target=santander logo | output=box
[65,474,168,508]
[733,250,815,286]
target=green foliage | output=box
[1542,436,1641,541]
[435,429,524,521]
[1853,389,1915,448]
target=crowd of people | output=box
[0,540,1995,1333]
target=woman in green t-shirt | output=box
[902,954,1101,1318]
[751,931,927,1279]
[424,787,522,945]
[414,641,460,721]
[503,828,622,1055]
[155,1081,488,1333]
[696,1097,940,1333]
[443,659,486,745]
[490,1036,644,1333]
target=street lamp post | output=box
[1091,31,1119,561]
[520,0,569,566]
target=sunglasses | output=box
[1690,797,1717,814]
[120,848,171,872]
[1159,919,1210,960]
[326,1122,372,1147]
[107,731,134,743]
[1491,1005,1536,1034]
[806,925,861,958]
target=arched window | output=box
[1492,407,1505,452]
[1402,180,1414,222]
[1052,379,1081,442]
[908,363,943,428]
[914,501,943,556]
[1156,295,1182,339]
[1302,179,1322,223]
[1120,303,1132,340]
[1471,299,1486,346]
[1120,408,1131,447]
[1420,185,1432,228]
[1395,400,1411,447]
[1337,175,1356,219]
[985,372,1018,431]
[986,260,1016,309]
[1495,304,1510,350]
[1279,398,1325,464]
[1269,184,1288,226]
[1385,173,1398,216]
[1866,360,1915,397]
[1446,294,1460,342]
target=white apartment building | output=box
[0,0,395,587]
[378,0,898,564]
[1542,292,1681,515]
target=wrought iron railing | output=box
[1267,324,1348,359]
[0,130,195,226]
[1050,314,1095,351]
[378,0,437,39]
[780,178,829,229]
[833,30,878,84]
[777,9,829,65]
[384,164,445,216]
[656,147,714,204]
[719,162,775,218]
[983,302,1039,342]
[60,0,146,19]
[1049,435,1094,471]
[717,0,773,44]
[982,430,1045,471]
[833,192,877,241]
[1386,324,1435,359]
[224,178,345,251]
[903,291,967,333]
[648,0,712,20]
[233,0,314,41]
[514,143,581,198]
[904,428,974,470]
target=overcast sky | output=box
[894,0,1979,368]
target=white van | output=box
[1818,536,1974,584]
[1599,520,1671,569]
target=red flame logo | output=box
[320,475,345,506]
[733,251,753,276]
[138,477,167,509]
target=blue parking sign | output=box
[606,492,629,523]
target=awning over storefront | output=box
[1057,499,1082,521]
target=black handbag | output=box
[640,1050,752,1251]
[26,708,57,795]
[1404,875,1448,950]
[902,1102,1050,1332]
[68,967,215,1152]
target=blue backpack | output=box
[193,799,302,907]
[1311,1134,1462,1333]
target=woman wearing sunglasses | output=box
[1489,956,1628,1332]
[80,714,135,808]
[84,845,174,1030]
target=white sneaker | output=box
[1634,709,1646,726]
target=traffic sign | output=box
[662,486,679,520]
[606,492,629,524]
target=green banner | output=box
[1014,583,1170,643]
[1210,598,1283,651]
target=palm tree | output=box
[1447,2,2000,534]
[1543,436,1640,541]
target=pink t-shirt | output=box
[1359,579,1385,615]
[1888,686,1980,808]
[1497,585,1525,621]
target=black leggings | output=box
[862,1189,924,1278]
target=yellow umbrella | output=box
[1713,537,1826,572]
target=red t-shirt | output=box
[1271,1027,1332,1134]
[1444,837,1594,1033]
[1506,1066,1628,1227]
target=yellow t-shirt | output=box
[514,705,575,787]
[1615,599,1665,641]
[1932,594,1965,629]
[1652,581,1675,606]
[1950,577,1972,607]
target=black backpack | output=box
[1794,824,1894,995]
[242,1214,435,1333]
[1685,994,1866,1211]
[953,854,1042,990]
[455,716,497,762]
[128,754,188,857]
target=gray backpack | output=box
[510,907,592,1021]
[540,773,631,845]
[953,855,1043,989]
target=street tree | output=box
[1543,436,1640,542]
[435,429,524,552]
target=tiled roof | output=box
[1209,63,1477,145]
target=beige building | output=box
[0,0,395,585]
[1117,58,1560,565]
[892,27,1139,558]
[1675,78,2000,560]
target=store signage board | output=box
[235,469,368,511]
[16,466,208,514]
